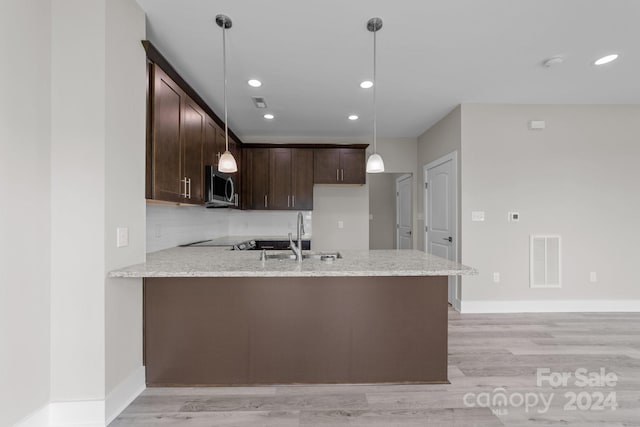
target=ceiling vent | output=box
[252,97,267,108]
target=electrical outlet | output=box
[589,272,598,283]
[116,227,129,248]
[493,272,501,283]
[338,220,344,229]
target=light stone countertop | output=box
[108,246,477,278]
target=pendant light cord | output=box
[223,20,229,152]
[373,25,377,154]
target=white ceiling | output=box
[136,0,640,140]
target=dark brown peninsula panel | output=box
[143,275,448,386]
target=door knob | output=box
[443,236,452,242]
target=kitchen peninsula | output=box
[110,247,476,386]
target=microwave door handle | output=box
[226,177,235,202]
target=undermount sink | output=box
[261,252,342,261]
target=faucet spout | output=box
[289,232,302,262]
[289,212,305,263]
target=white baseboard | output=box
[50,400,104,427]
[13,404,50,427]
[460,299,640,313]
[13,367,145,427]
[105,366,146,425]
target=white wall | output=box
[312,185,369,251]
[461,104,640,303]
[51,0,107,402]
[372,138,419,248]
[50,0,147,422]
[104,0,146,409]
[417,106,462,253]
[0,0,52,425]
[368,174,398,249]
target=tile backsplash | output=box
[227,210,312,238]
[146,204,312,253]
[146,204,228,253]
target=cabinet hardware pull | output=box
[336,169,339,182]
[182,177,188,198]
[341,169,344,181]
[292,195,295,207]
[287,195,290,208]
[264,195,268,208]
[187,178,192,199]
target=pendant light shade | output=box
[218,150,237,172]
[366,17,384,174]
[216,14,238,173]
[366,153,385,173]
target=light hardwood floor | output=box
[111,310,640,426]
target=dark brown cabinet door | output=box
[313,149,340,184]
[245,148,269,209]
[339,148,366,184]
[151,66,184,202]
[204,116,218,168]
[182,98,205,203]
[292,149,314,210]
[269,148,293,210]
[313,148,365,184]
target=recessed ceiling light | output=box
[360,80,373,89]
[348,115,359,121]
[594,54,619,66]
[248,79,262,87]
[264,113,274,120]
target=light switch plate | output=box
[338,220,344,229]
[117,227,129,248]
[471,211,485,222]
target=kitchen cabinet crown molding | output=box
[142,40,244,146]
[243,143,369,149]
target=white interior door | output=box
[396,175,413,249]
[425,153,458,305]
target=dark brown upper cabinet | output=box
[144,41,243,206]
[244,148,270,209]
[291,149,314,210]
[244,148,313,210]
[314,148,365,184]
[149,65,203,204]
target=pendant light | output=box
[216,14,238,173]
[365,17,385,173]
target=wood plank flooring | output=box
[111,310,640,426]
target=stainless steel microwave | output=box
[205,165,237,208]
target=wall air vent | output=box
[252,97,267,108]
[530,235,562,288]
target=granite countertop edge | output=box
[109,247,478,279]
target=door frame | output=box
[395,174,413,249]
[424,151,459,310]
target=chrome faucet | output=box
[289,212,305,262]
